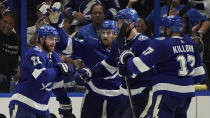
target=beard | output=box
[42,41,54,52]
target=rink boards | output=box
[0,92,210,118]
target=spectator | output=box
[122,0,154,18]
[136,16,153,37]
[64,0,119,30]
[63,12,75,37]
[27,2,50,47]
[147,0,210,39]
[0,11,20,92]
[0,4,5,17]
[1,0,20,33]
[76,3,106,40]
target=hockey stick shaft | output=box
[125,77,136,118]
[117,21,136,118]
[167,0,173,16]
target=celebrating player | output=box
[9,25,75,118]
[121,16,205,118]
[75,8,155,118]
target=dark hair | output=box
[1,10,16,21]
[90,3,106,14]
[63,11,74,25]
[138,16,153,37]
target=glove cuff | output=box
[120,50,135,64]
[82,68,92,78]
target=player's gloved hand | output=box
[56,63,74,75]
[119,50,135,64]
[46,7,63,28]
[74,68,92,86]
[119,50,137,78]
[58,98,76,118]
[118,62,137,79]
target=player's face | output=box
[42,36,56,52]
[100,30,116,49]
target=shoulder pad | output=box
[33,46,42,52]
[138,35,149,41]
[155,37,165,40]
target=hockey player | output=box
[120,16,205,118]
[75,8,155,118]
[146,0,210,39]
[9,25,76,118]
[60,20,123,118]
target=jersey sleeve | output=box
[105,0,120,19]
[127,39,170,74]
[64,0,76,16]
[55,28,69,51]
[91,40,119,80]
[191,42,205,84]
[61,37,88,58]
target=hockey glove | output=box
[46,7,63,28]
[58,98,76,118]
[74,68,92,86]
[56,63,74,75]
[119,50,135,64]
[119,50,137,78]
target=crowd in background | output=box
[0,0,210,93]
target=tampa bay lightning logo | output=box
[40,82,54,91]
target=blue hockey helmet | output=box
[115,8,138,26]
[100,20,118,34]
[161,15,184,32]
[37,25,59,38]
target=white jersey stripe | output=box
[101,60,117,74]
[32,68,46,79]
[11,104,18,118]
[10,93,49,111]
[53,80,64,89]
[120,86,146,96]
[62,38,73,55]
[87,81,121,97]
[152,83,195,93]
[192,66,205,77]
[139,90,154,117]
[132,57,150,73]
[153,95,162,118]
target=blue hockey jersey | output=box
[126,35,205,97]
[91,33,155,97]
[76,23,100,40]
[146,4,207,28]
[9,46,69,114]
[64,0,120,20]
[62,35,121,99]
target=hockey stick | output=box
[167,0,173,16]
[117,20,136,118]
